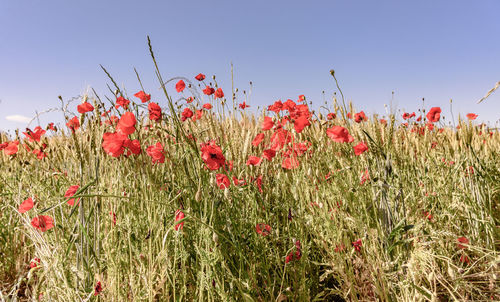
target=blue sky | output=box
[1,0,499,132]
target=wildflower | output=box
[457,236,469,249]
[216,174,230,189]
[353,142,368,155]
[94,281,103,296]
[203,103,213,110]
[23,126,46,142]
[175,210,185,231]
[327,113,336,120]
[252,133,265,147]
[426,107,441,123]
[146,142,165,164]
[30,257,41,269]
[148,102,162,121]
[66,116,80,132]
[282,157,299,170]
[360,169,370,185]
[267,100,283,113]
[115,96,130,109]
[181,108,194,121]
[262,149,276,161]
[77,102,94,114]
[175,80,186,92]
[294,116,310,133]
[134,90,151,103]
[3,141,19,155]
[262,116,274,131]
[109,211,117,226]
[31,215,54,232]
[352,239,362,252]
[298,94,305,102]
[19,197,34,213]
[186,96,194,103]
[200,141,226,170]
[326,126,354,143]
[239,102,249,109]
[203,86,215,95]
[354,111,367,123]
[65,185,80,206]
[246,156,262,166]
[214,88,224,99]
[466,113,478,120]
[102,132,127,157]
[116,112,136,136]
[255,223,271,236]
[195,73,206,81]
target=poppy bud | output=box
[195,189,201,202]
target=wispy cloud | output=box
[6,115,32,123]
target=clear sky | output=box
[1,0,499,132]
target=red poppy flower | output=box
[19,197,34,213]
[426,107,441,123]
[426,123,434,131]
[94,281,103,296]
[354,111,367,123]
[262,149,276,161]
[466,113,478,120]
[115,96,130,109]
[457,236,469,249]
[175,80,186,92]
[214,88,224,99]
[116,112,136,136]
[294,116,310,133]
[282,157,299,169]
[186,96,194,103]
[148,102,162,121]
[23,126,46,142]
[203,103,213,110]
[195,73,206,81]
[353,142,368,155]
[77,102,94,114]
[255,223,271,236]
[134,90,151,103]
[124,139,141,155]
[239,102,249,109]
[246,156,262,166]
[30,257,41,269]
[110,211,117,226]
[326,126,353,143]
[252,133,265,147]
[47,122,56,131]
[352,239,362,252]
[268,100,283,113]
[181,108,193,122]
[102,132,127,157]
[200,141,226,170]
[459,254,470,264]
[3,141,19,155]
[175,210,185,231]
[360,169,370,185]
[146,142,165,164]
[380,119,387,125]
[31,215,54,232]
[327,113,336,120]
[216,174,230,189]
[66,116,80,132]
[203,86,215,96]
[298,94,305,102]
[262,116,274,131]
[193,109,203,121]
[65,185,80,206]
[233,176,247,186]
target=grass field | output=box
[0,45,499,301]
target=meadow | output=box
[0,42,499,301]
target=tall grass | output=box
[0,41,498,301]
